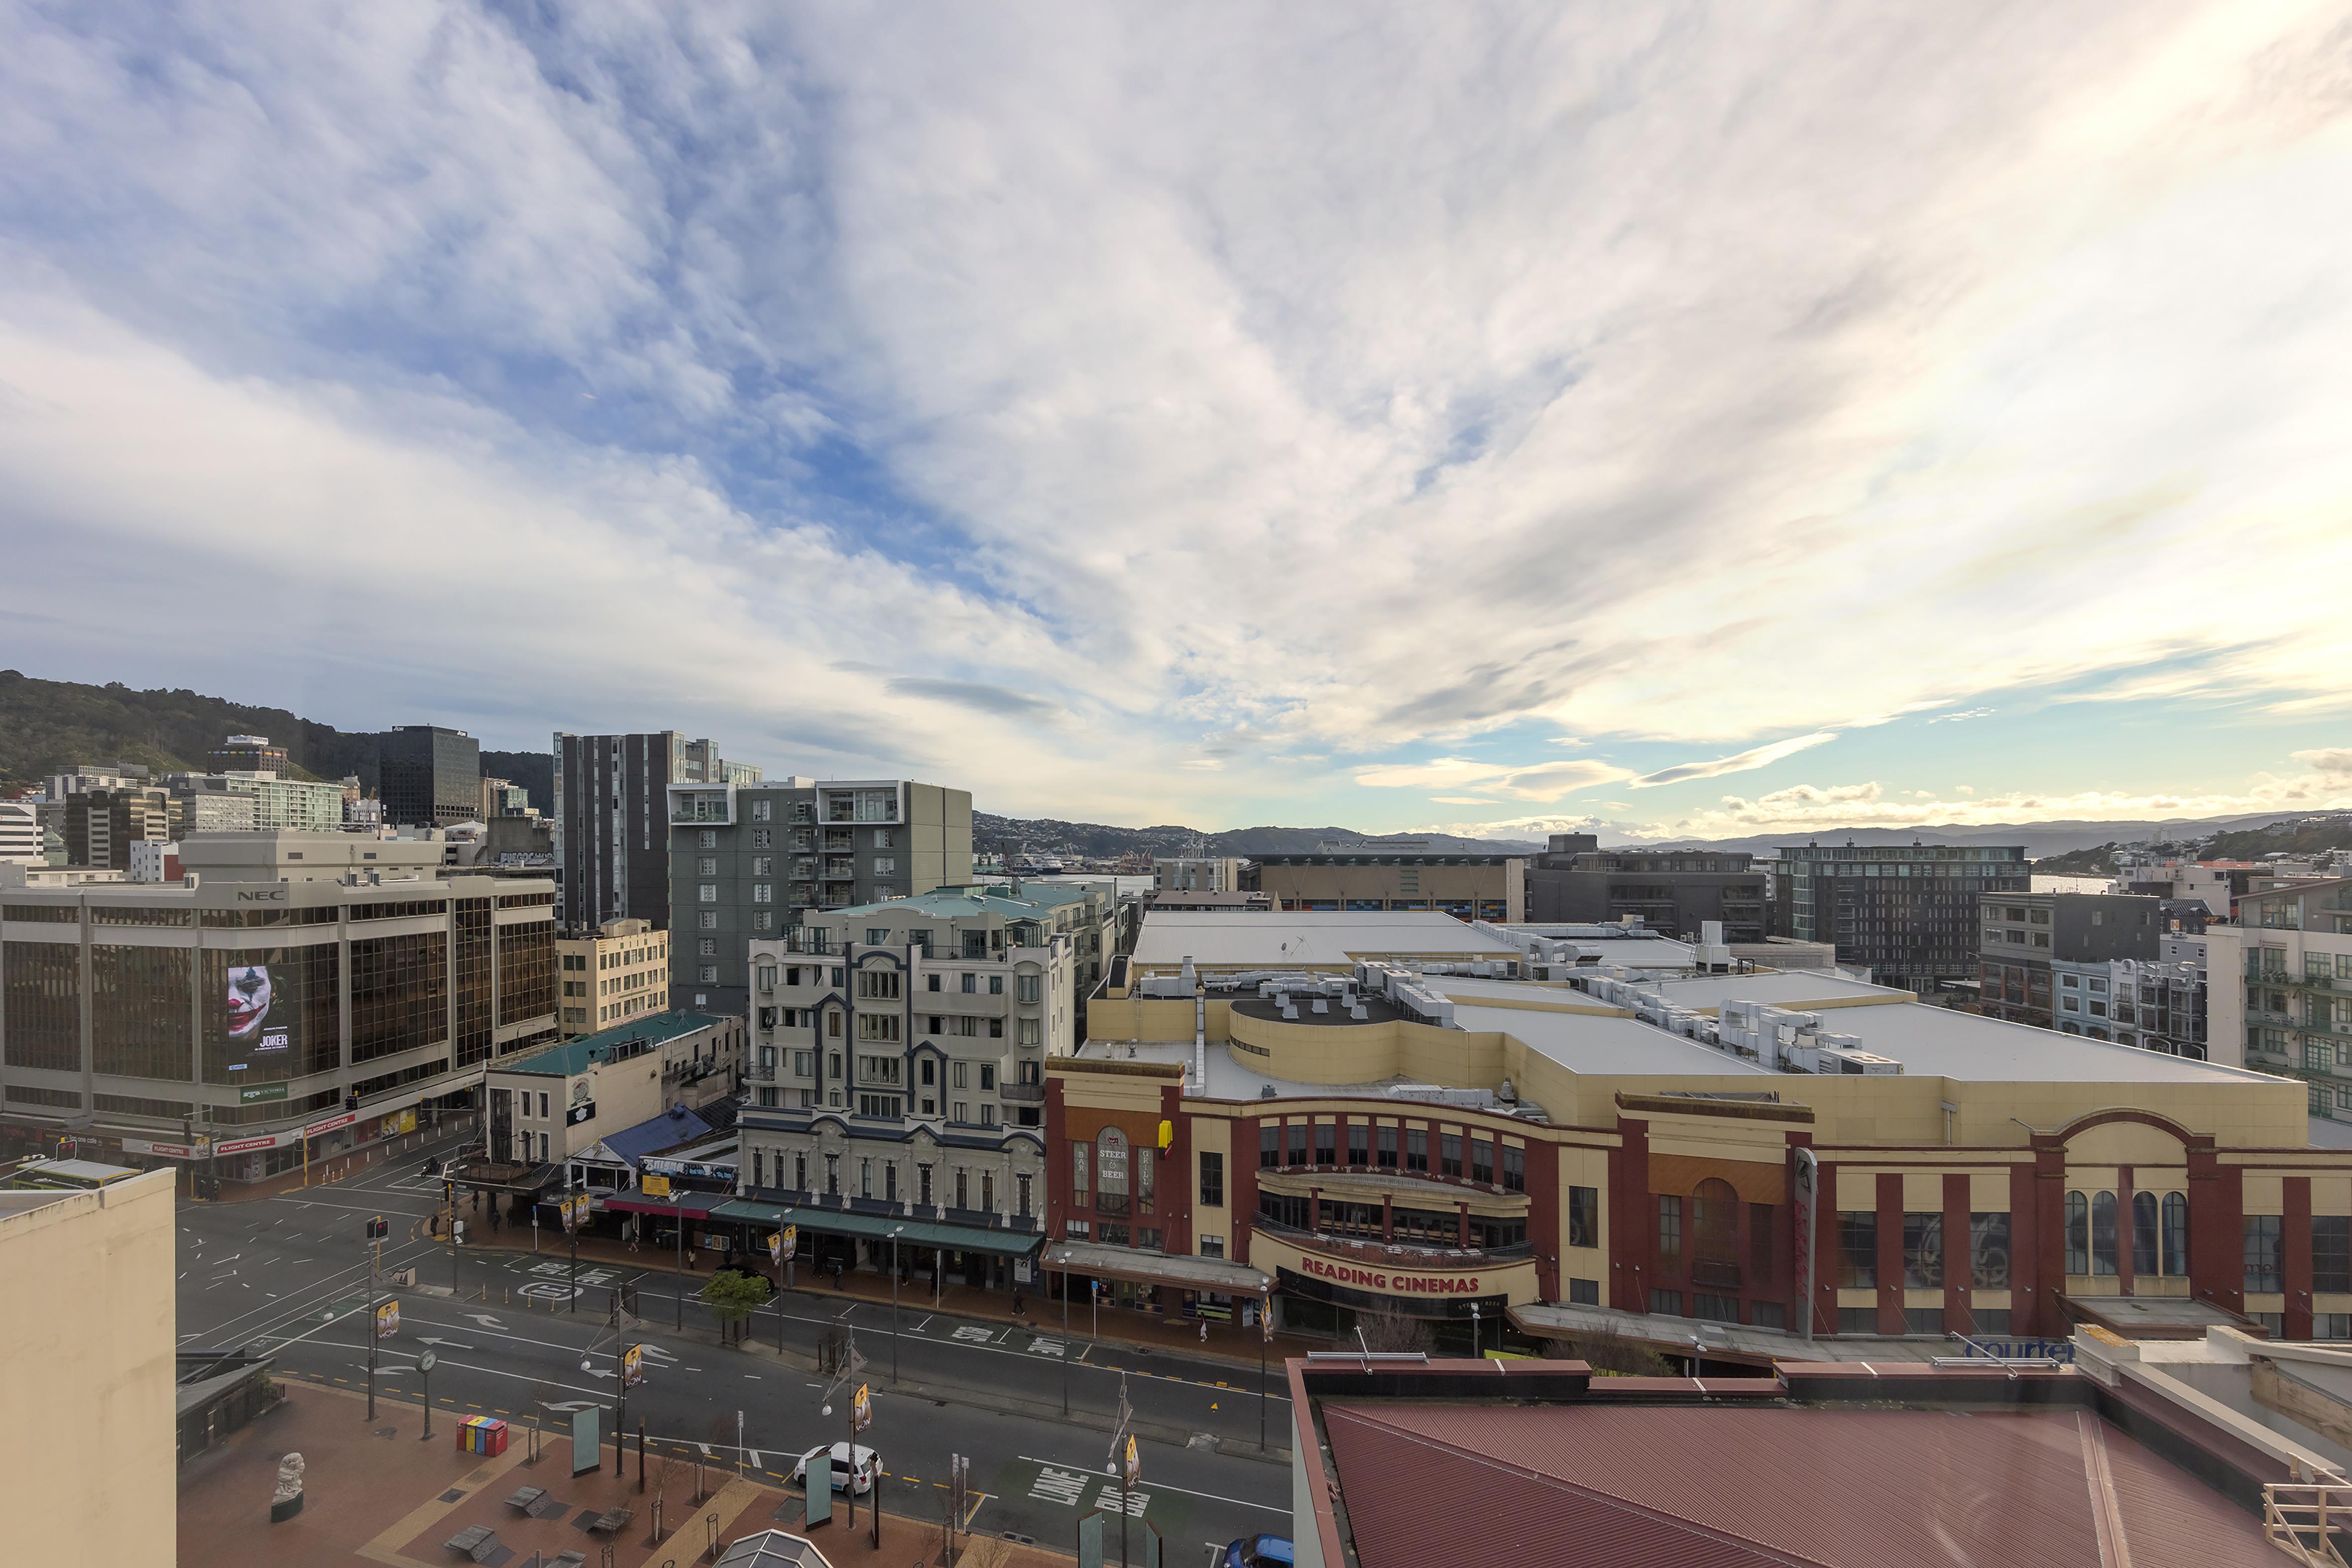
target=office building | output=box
[0,800,40,865]
[2210,874,2352,1101]
[1977,890,2167,1031]
[553,730,751,935]
[161,775,258,836]
[1,1169,177,1566]
[61,787,171,871]
[126,842,181,884]
[479,777,533,820]
[730,888,1067,1291]
[1044,907,2330,1349]
[2101,956,2209,1059]
[43,761,152,799]
[1245,848,1526,922]
[0,832,556,1181]
[1154,857,1244,894]
[1776,841,2026,991]
[669,778,973,1015]
[557,918,671,1037]
[209,734,288,775]
[163,768,341,835]
[379,724,481,828]
[1524,839,1769,941]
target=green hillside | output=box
[0,670,549,811]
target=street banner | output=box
[852,1382,872,1433]
[561,1192,589,1233]
[375,1300,400,1340]
[1793,1146,1819,1342]
[777,1224,797,1263]
[1123,1433,1140,1487]
[622,1343,644,1389]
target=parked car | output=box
[1218,1535,1293,1568]
[792,1442,879,1494]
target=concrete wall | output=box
[0,1168,177,1564]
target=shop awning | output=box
[446,1158,563,1196]
[601,1194,728,1220]
[711,1199,1046,1260]
[1041,1242,1273,1298]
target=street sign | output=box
[237,1082,288,1105]
[622,1343,644,1389]
[417,1349,438,1373]
[375,1300,400,1340]
[640,1174,672,1198]
[852,1382,872,1433]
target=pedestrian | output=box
[1199,1321,1208,1346]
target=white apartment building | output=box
[2208,876,2352,1099]
[1155,856,1244,894]
[0,800,38,865]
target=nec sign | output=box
[234,889,290,903]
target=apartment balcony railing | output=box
[1691,1258,1744,1291]
[999,1082,1047,1105]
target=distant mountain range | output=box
[973,814,1543,858]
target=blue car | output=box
[1221,1535,1293,1568]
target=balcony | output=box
[1691,1258,1743,1291]
[1000,1081,1046,1105]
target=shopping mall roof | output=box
[1646,970,1908,1010]
[493,1009,733,1078]
[1131,909,1522,968]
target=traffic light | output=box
[345,1093,359,1111]
[366,1215,388,1241]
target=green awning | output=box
[710,1199,1045,1260]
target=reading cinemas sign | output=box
[1298,1255,1482,1296]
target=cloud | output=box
[1353,756,1632,803]
[1928,708,1995,724]
[2295,749,2352,784]
[1630,731,1838,788]
[4,2,2352,831]
[886,677,1061,721]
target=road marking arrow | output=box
[464,1314,507,1329]
[417,1337,475,1350]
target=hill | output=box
[973,813,1543,859]
[0,670,549,812]
[2199,813,2352,862]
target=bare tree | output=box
[957,1536,1014,1568]
[527,1379,560,1466]
[1559,1330,1675,1377]
[647,1450,679,1545]
[1356,1304,1434,1354]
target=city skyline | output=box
[3,5,2350,840]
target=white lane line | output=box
[1015,1453,1287,1514]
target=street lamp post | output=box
[890,1226,904,1383]
[1470,1303,1482,1360]
[1259,1288,1270,1452]
[1061,1272,1071,1417]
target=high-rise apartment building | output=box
[1776,841,2027,991]
[2209,875,2352,1093]
[554,731,753,934]
[669,778,973,1015]
[0,832,557,1180]
[378,725,481,828]
[163,768,341,835]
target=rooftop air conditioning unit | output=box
[1817,1047,1902,1076]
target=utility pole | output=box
[1108,1375,1134,1568]
[1062,1275,1071,1417]
[819,1328,869,1534]
[890,1226,904,1383]
[1260,1289,1271,1451]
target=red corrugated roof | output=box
[1320,1400,2278,1568]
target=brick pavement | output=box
[180,1378,1073,1568]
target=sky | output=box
[2,2,2350,843]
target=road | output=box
[174,1135,1293,1559]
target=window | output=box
[1017,974,1041,1003]
[700,939,716,956]
[699,884,717,904]
[1837,1211,1877,1289]
[2131,1192,2160,1277]
[2091,1191,2119,1276]
[1199,1235,1225,1259]
[1260,1125,1278,1169]
[1568,1277,1599,1306]
[874,858,896,874]
[1347,1122,1369,1168]
[1501,1145,1525,1193]
[1649,1289,1683,1317]
[2162,1192,2189,1277]
[1902,1212,1943,1288]
[1199,1152,1224,1207]
[1836,1307,1878,1335]
[1569,1186,1599,1248]
[1406,1127,1428,1173]
[885,1163,898,1202]
[2318,1215,2352,1295]
[700,966,717,984]
[1470,1136,1494,1186]
[1376,1125,1399,1170]
[2246,1214,2284,1293]
[1657,1195,1682,1258]
[1018,1174,1032,1218]
[1441,1131,1462,1179]
[1315,1122,1337,1166]
[856,969,901,1000]
[1288,1122,1308,1167]
[2066,1191,2090,1275]
[1070,1141,1090,1208]
[1970,1212,2011,1288]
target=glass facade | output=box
[453,897,492,1068]
[350,931,449,1064]
[495,918,555,1027]
[92,944,192,1081]
[3,940,81,1071]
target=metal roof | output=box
[714,1198,1045,1259]
[492,1009,734,1077]
[1318,1399,2281,1568]
[1132,909,1521,968]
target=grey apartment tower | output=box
[378,725,481,828]
[553,731,751,933]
